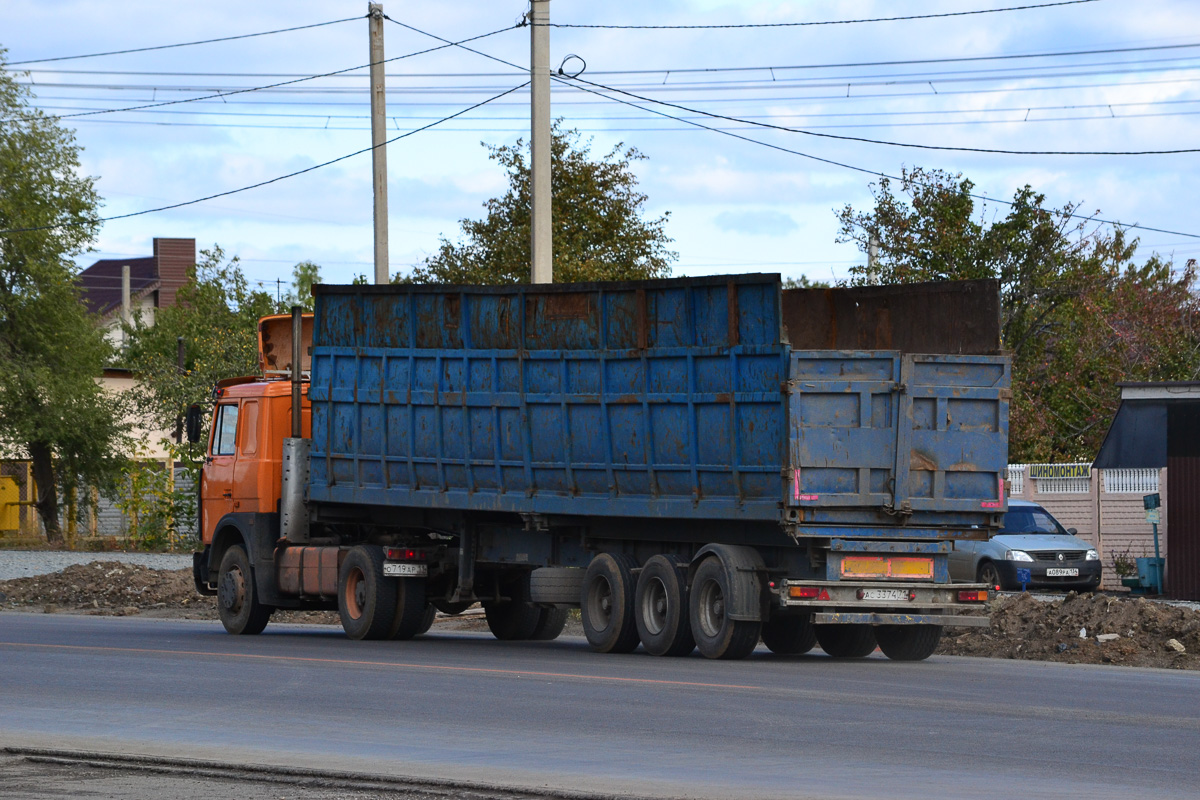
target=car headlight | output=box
[1086,549,1100,561]
[1005,549,1034,562]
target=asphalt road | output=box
[1,613,1198,800]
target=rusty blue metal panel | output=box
[788,351,1010,528]
[309,275,790,521]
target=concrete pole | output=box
[867,233,880,283]
[530,0,552,284]
[369,3,390,284]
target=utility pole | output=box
[368,3,390,284]
[867,233,880,283]
[529,0,552,284]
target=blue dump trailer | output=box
[193,273,1008,661]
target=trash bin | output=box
[1136,557,1165,592]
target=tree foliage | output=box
[0,48,130,543]
[836,167,1199,461]
[409,123,676,284]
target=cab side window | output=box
[213,404,239,456]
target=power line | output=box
[563,74,1200,155]
[17,24,520,121]
[0,82,528,236]
[19,40,1200,79]
[546,0,1100,29]
[7,17,363,66]
[554,74,1200,240]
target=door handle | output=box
[222,491,232,499]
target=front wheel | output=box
[875,625,943,661]
[689,558,760,660]
[977,561,1004,591]
[217,545,272,635]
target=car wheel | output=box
[977,561,1004,591]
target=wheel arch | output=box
[689,543,766,622]
[207,512,282,604]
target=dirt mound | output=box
[0,562,338,624]
[937,591,1200,669]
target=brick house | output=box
[77,237,195,347]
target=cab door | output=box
[200,402,239,544]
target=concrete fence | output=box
[1007,463,1164,590]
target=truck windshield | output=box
[1000,508,1067,536]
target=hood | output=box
[991,533,1092,552]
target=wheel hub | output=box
[219,567,244,614]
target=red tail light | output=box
[957,590,990,602]
[385,547,426,561]
[788,586,820,599]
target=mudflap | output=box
[193,548,216,596]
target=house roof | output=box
[78,257,159,317]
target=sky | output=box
[4,0,1200,293]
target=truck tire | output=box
[484,574,542,640]
[875,624,943,661]
[388,577,429,640]
[415,603,437,636]
[581,553,641,654]
[761,612,817,655]
[217,544,272,635]
[689,557,760,660]
[635,555,695,657]
[815,624,877,658]
[338,546,397,641]
[529,566,585,605]
[529,607,569,641]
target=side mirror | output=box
[1067,527,1078,536]
[185,404,204,444]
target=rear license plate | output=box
[383,563,428,577]
[1046,568,1079,577]
[859,588,909,601]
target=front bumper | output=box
[994,560,1102,590]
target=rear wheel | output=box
[388,577,429,640]
[581,553,641,654]
[875,625,943,661]
[529,607,569,641]
[815,624,877,658]
[338,546,397,641]
[761,613,816,655]
[689,558,761,660]
[217,545,272,635]
[635,555,694,657]
[977,561,1004,591]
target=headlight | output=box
[1005,549,1034,562]
[1086,549,1100,561]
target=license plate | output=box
[859,588,909,601]
[1046,568,1079,577]
[383,562,428,577]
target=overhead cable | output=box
[555,76,1200,240]
[0,83,528,235]
[7,17,363,66]
[562,74,1200,155]
[545,0,1100,29]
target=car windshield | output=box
[1000,508,1067,536]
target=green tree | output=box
[283,259,320,310]
[409,122,676,284]
[836,167,1200,460]
[0,48,131,543]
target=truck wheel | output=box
[217,545,272,635]
[689,558,761,660]
[388,577,429,640]
[338,546,397,641]
[875,625,943,661]
[761,613,817,655]
[635,555,694,657]
[581,553,641,654]
[484,574,542,640]
[414,603,437,636]
[529,607,569,641]
[815,624,877,658]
